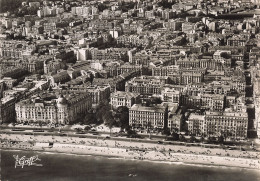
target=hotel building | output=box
[15,92,92,124]
[129,103,167,129]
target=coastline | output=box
[2,142,260,170]
[1,133,260,170]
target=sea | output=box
[1,149,260,181]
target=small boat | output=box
[128,174,137,177]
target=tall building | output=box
[161,87,180,104]
[200,94,224,112]
[125,76,170,97]
[204,111,248,139]
[15,92,92,124]
[0,40,35,58]
[187,114,205,136]
[111,91,140,109]
[167,103,183,132]
[85,85,111,108]
[187,110,248,139]
[0,96,16,124]
[129,103,167,130]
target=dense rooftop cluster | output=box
[0,0,260,141]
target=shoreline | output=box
[2,143,260,171]
[1,133,260,170]
[1,147,259,171]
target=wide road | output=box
[1,127,259,151]
[0,125,172,140]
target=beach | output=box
[1,133,260,170]
[2,149,260,181]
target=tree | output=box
[151,97,162,104]
[84,126,91,131]
[200,136,205,143]
[162,128,171,136]
[83,113,97,125]
[127,129,139,138]
[75,127,82,133]
[207,136,214,144]
[39,121,42,128]
[179,135,186,142]
[172,132,179,141]
[145,99,151,107]
[117,106,128,113]
[95,100,110,122]
[102,111,116,136]
[115,107,129,130]
[97,3,108,12]
[74,113,85,124]
[218,135,224,144]
[103,111,115,127]
[190,135,196,143]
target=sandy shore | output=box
[1,134,260,170]
[38,144,260,169]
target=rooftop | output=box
[130,103,166,113]
[189,113,205,121]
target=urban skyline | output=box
[1,0,260,180]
